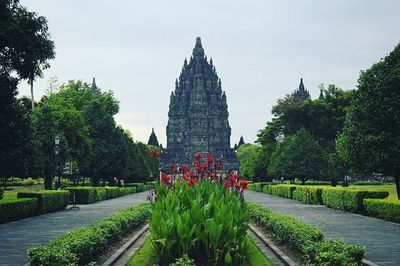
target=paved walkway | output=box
[245,190,400,266]
[0,191,148,266]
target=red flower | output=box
[224,181,231,188]
[240,179,249,189]
[234,182,240,190]
[207,153,214,164]
[195,153,203,160]
[210,173,217,181]
[215,162,223,170]
[169,163,177,174]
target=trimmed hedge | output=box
[249,182,275,192]
[364,199,400,223]
[126,183,145,192]
[0,198,38,224]
[0,188,3,199]
[18,190,70,214]
[263,185,296,199]
[292,186,323,205]
[248,202,364,265]
[322,188,388,213]
[28,203,152,266]
[66,186,138,204]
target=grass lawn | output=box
[350,184,398,200]
[127,235,272,266]
[1,184,44,200]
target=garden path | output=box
[0,191,148,266]
[245,190,400,266]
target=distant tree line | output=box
[239,42,400,199]
[0,1,158,189]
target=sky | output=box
[18,0,400,146]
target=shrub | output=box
[65,187,96,204]
[22,177,35,186]
[263,184,296,199]
[18,190,70,214]
[0,188,3,199]
[151,180,250,265]
[322,188,388,213]
[249,182,262,192]
[363,199,400,223]
[126,183,145,192]
[248,202,364,265]
[247,202,323,253]
[0,198,38,224]
[28,203,152,266]
[292,186,324,204]
[66,186,138,204]
[304,239,364,266]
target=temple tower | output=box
[161,37,239,171]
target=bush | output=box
[66,186,138,204]
[22,177,35,186]
[292,186,324,205]
[18,190,70,214]
[249,182,262,192]
[263,184,296,199]
[304,239,364,266]
[125,183,145,192]
[248,202,364,265]
[0,198,38,224]
[28,203,152,266]
[364,199,400,223]
[151,180,250,265]
[322,188,388,213]
[247,202,323,253]
[0,188,3,199]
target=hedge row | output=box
[0,198,38,224]
[248,202,364,265]
[321,188,388,213]
[248,182,275,192]
[261,185,389,214]
[263,184,296,199]
[363,199,400,223]
[18,190,70,214]
[28,202,152,266]
[292,186,324,205]
[65,186,137,204]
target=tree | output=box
[236,144,260,179]
[0,75,31,188]
[268,129,327,184]
[0,0,55,109]
[337,43,400,199]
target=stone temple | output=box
[160,37,239,171]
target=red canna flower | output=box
[224,181,231,189]
[195,153,203,160]
[234,182,240,190]
[240,179,249,189]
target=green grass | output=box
[127,235,272,266]
[126,237,158,266]
[351,184,397,200]
[1,184,44,200]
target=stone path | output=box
[0,191,148,266]
[245,190,400,266]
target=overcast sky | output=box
[18,0,400,146]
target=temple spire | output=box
[148,128,160,147]
[91,77,100,93]
[192,37,205,60]
[293,78,310,101]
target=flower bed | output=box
[363,199,400,223]
[248,202,364,265]
[0,198,38,224]
[17,190,70,214]
[28,202,152,266]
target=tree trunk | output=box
[395,176,400,200]
[301,178,306,185]
[30,78,34,110]
[44,176,52,190]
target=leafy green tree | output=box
[0,0,55,109]
[0,75,31,188]
[337,43,400,199]
[269,129,327,184]
[237,144,260,179]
